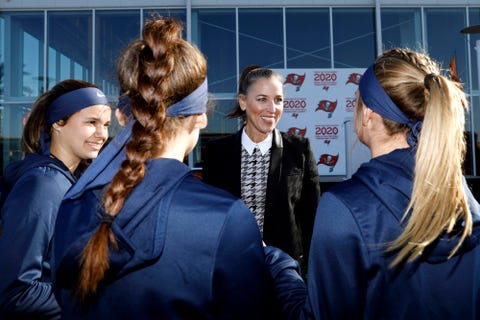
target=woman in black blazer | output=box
[203,65,321,272]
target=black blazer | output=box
[202,128,321,268]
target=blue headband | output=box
[359,65,422,147]
[166,78,208,116]
[47,87,109,126]
[117,94,132,117]
[62,80,208,197]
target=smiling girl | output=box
[0,79,111,319]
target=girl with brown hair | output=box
[53,17,281,319]
[0,79,111,319]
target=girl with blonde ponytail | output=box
[53,17,282,319]
[265,48,480,319]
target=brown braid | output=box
[76,16,207,300]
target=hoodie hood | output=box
[4,153,73,186]
[54,121,192,289]
[55,159,191,290]
[105,158,191,276]
[1,153,74,205]
[353,147,480,263]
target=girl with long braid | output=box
[265,48,480,319]
[53,17,281,319]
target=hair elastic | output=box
[97,205,116,226]
[424,73,438,90]
[47,87,109,126]
[101,213,116,226]
[166,78,208,116]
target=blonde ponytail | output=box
[388,66,471,266]
[371,49,472,266]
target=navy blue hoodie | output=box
[53,122,284,319]
[266,147,480,319]
[0,153,75,319]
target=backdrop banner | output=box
[275,68,369,177]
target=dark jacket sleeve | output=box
[0,170,67,319]
[202,134,242,198]
[213,199,285,319]
[296,138,321,266]
[201,139,218,185]
[264,245,312,320]
[266,191,369,320]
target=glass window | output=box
[332,8,376,68]
[238,8,284,69]
[95,10,140,98]
[381,8,423,51]
[0,12,44,171]
[468,8,480,92]
[197,98,239,167]
[0,11,44,99]
[465,8,480,176]
[204,98,239,135]
[0,103,31,170]
[425,8,467,85]
[193,9,237,94]
[0,16,3,100]
[286,8,331,68]
[192,10,238,168]
[47,11,92,89]
[466,96,480,176]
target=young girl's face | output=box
[52,104,111,166]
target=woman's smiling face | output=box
[239,77,284,143]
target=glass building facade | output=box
[1,3,480,181]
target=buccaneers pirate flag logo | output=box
[346,73,362,85]
[317,153,339,172]
[287,127,307,136]
[316,100,337,118]
[284,73,306,91]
